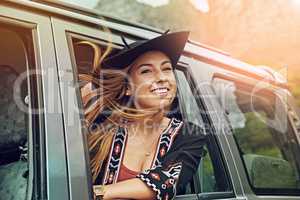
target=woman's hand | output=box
[93,185,106,200]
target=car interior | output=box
[0,24,29,200]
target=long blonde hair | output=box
[78,41,158,182]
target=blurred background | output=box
[68,0,300,107]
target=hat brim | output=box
[102,31,189,69]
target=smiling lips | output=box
[151,87,170,96]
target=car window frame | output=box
[64,33,203,200]
[51,18,113,200]
[52,16,145,200]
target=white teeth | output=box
[158,88,167,92]
[152,87,168,95]
[151,87,169,92]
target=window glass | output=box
[175,70,203,126]
[0,23,35,200]
[198,146,217,192]
[212,77,300,194]
[176,69,231,194]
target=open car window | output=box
[68,36,233,198]
[212,76,300,195]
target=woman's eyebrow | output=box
[136,60,171,69]
[161,60,171,65]
[137,63,153,68]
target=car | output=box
[0,0,299,200]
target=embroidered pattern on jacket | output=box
[137,162,183,200]
[103,127,127,184]
[103,118,182,185]
[153,118,183,167]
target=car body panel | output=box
[0,3,69,200]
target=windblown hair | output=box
[78,41,159,182]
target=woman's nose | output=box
[154,69,167,81]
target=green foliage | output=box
[233,112,282,158]
[199,147,216,192]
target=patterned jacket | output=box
[94,118,207,200]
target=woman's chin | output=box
[136,100,172,111]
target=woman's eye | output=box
[140,69,151,74]
[162,67,172,71]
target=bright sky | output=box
[190,0,209,12]
[66,0,170,8]
[66,0,99,8]
[136,0,170,7]
[66,0,209,12]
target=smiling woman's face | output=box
[127,51,177,111]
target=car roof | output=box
[4,0,288,88]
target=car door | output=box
[0,2,68,200]
[211,74,300,200]
[184,54,300,200]
[51,17,125,200]
[174,63,243,200]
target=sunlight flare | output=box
[189,0,210,13]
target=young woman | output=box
[81,31,206,200]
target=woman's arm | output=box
[102,178,155,199]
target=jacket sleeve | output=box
[136,122,206,200]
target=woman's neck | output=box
[128,111,169,137]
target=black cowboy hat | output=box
[102,31,189,69]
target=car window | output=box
[0,23,37,200]
[175,70,204,126]
[175,69,232,194]
[69,37,233,197]
[212,77,300,195]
